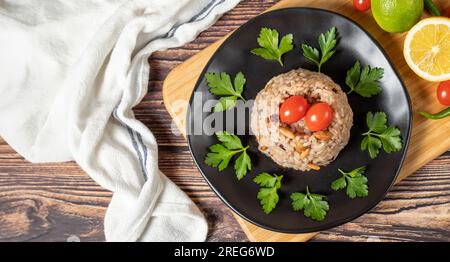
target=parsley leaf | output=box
[291,187,329,221]
[214,96,237,112]
[361,112,403,159]
[366,111,387,133]
[235,151,251,180]
[216,131,243,150]
[331,167,368,198]
[205,131,251,179]
[205,72,247,112]
[301,27,337,72]
[253,172,279,187]
[346,61,384,97]
[361,136,382,159]
[253,173,283,214]
[204,144,235,171]
[251,27,294,66]
[379,126,403,153]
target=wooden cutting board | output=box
[162,0,450,242]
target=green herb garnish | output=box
[346,61,384,97]
[253,173,283,214]
[331,167,368,198]
[251,27,294,66]
[424,0,441,16]
[205,71,247,112]
[420,107,450,120]
[291,187,329,222]
[205,131,251,180]
[301,27,337,72]
[361,112,403,159]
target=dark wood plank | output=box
[0,0,449,242]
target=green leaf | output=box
[347,166,366,177]
[234,151,251,180]
[333,167,369,199]
[233,72,246,95]
[345,60,361,90]
[204,144,236,171]
[257,27,279,50]
[355,81,382,98]
[355,66,383,97]
[257,187,279,214]
[361,136,369,151]
[253,172,278,188]
[251,27,294,66]
[304,195,329,221]
[216,131,243,150]
[302,27,338,71]
[366,112,387,133]
[379,126,402,153]
[361,112,403,159]
[345,61,384,97]
[331,177,347,191]
[364,66,384,82]
[205,72,234,96]
[367,136,382,159]
[251,48,276,60]
[254,173,283,214]
[346,174,368,198]
[279,34,294,54]
[205,132,251,180]
[290,192,310,211]
[205,71,246,111]
[213,96,237,112]
[291,187,329,222]
[318,26,337,65]
[301,44,320,64]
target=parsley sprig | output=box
[251,27,294,66]
[301,27,337,72]
[346,61,384,97]
[361,112,403,159]
[291,187,329,222]
[205,72,247,112]
[253,173,283,214]
[205,131,251,180]
[331,167,368,198]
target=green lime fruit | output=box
[371,0,424,33]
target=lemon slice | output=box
[404,17,450,82]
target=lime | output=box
[371,0,424,33]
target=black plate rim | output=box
[186,7,412,234]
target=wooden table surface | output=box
[0,0,449,242]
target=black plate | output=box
[186,8,411,233]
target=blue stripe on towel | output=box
[127,126,148,181]
[167,0,225,37]
[113,109,148,181]
[136,132,148,174]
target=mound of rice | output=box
[251,68,353,171]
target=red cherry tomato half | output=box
[305,103,334,132]
[353,0,371,12]
[437,80,450,106]
[279,95,309,124]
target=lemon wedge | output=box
[404,17,450,82]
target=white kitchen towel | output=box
[0,0,241,241]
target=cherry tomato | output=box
[353,0,371,12]
[447,7,450,18]
[437,80,450,106]
[279,95,309,124]
[305,103,334,131]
